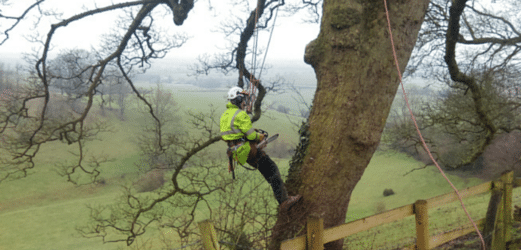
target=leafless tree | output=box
[397,0,521,171]
[132,84,180,171]
[4,0,502,249]
[0,1,189,184]
[0,1,217,245]
[48,49,94,98]
[380,86,439,163]
[421,70,521,168]
[103,74,132,120]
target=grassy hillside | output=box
[0,84,510,250]
[347,152,483,222]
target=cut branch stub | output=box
[166,0,194,25]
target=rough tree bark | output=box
[270,0,429,249]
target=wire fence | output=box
[169,240,201,250]
[169,239,263,250]
[219,240,263,250]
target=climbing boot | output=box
[279,195,302,212]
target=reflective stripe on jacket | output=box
[220,102,258,141]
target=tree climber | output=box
[220,86,302,211]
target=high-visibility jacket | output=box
[220,102,259,164]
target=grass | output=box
[0,84,514,249]
[343,187,521,250]
[0,193,124,250]
[347,152,484,222]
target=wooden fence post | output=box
[198,220,220,250]
[502,171,514,244]
[483,183,503,249]
[415,200,429,250]
[307,216,324,250]
[488,171,514,250]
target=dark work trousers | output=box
[247,141,289,205]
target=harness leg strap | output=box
[226,147,236,179]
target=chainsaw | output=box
[255,129,278,149]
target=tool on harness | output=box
[227,138,256,175]
[225,129,279,180]
[227,139,245,180]
[227,148,236,179]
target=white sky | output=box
[0,0,320,66]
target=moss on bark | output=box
[271,0,430,249]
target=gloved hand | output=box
[257,133,265,142]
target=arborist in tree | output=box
[220,86,302,211]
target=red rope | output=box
[383,1,486,249]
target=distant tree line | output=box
[132,73,235,89]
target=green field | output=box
[0,84,513,250]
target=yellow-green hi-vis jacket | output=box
[220,102,259,165]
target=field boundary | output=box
[278,171,516,250]
[195,171,521,250]
[196,171,518,249]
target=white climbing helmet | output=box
[227,86,245,100]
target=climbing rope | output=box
[245,1,279,114]
[383,0,486,249]
[258,3,279,79]
[244,6,260,114]
[251,6,260,78]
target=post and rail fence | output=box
[198,171,521,250]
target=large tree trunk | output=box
[270,0,429,249]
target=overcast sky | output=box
[0,0,320,68]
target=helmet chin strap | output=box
[236,92,249,111]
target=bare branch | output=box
[0,0,46,45]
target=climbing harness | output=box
[226,139,256,176]
[225,129,280,180]
[225,1,282,176]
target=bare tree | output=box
[420,70,521,169]
[93,67,129,118]
[398,0,521,171]
[133,84,180,171]
[0,1,189,184]
[48,49,94,98]
[0,63,16,97]
[1,1,486,249]
[380,85,438,164]
[0,1,426,249]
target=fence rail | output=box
[198,171,518,250]
[280,171,515,250]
